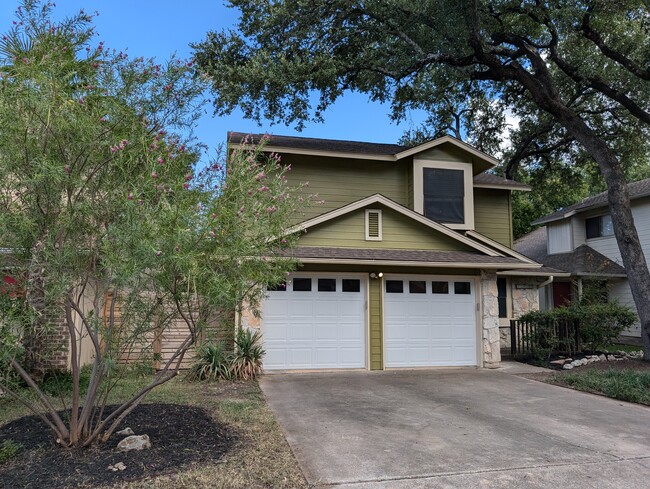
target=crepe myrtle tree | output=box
[0,2,302,448]
[193,0,650,359]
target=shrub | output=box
[187,342,232,381]
[230,329,265,380]
[519,301,636,358]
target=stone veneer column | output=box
[480,271,501,368]
[511,278,540,318]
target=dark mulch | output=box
[0,403,237,488]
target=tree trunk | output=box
[553,107,650,360]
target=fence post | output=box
[510,320,516,355]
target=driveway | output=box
[259,368,650,488]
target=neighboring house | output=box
[231,132,553,370]
[514,178,650,337]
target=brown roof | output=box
[533,177,650,225]
[473,173,531,191]
[282,247,530,266]
[228,132,406,156]
[514,227,627,277]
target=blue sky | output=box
[0,1,428,154]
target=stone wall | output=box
[480,271,501,368]
[500,278,542,349]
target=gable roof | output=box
[514,227,627,277]
[228,132,499,167]
[286,194,503,257]
[533,177,650,225]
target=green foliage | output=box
[519,302,637,358]
[231,329,265,381]
[0,2,303,447]
[559,369,650,405]
[188,342,233,381]
[0,440,22,463]
[38,367,92,397]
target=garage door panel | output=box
[385,275,477,368]
[262,276,366,370]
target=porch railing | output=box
[510,318,581,356]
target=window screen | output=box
[342,279,361,292]
[423,168,464,224]
[386,280,404,293]
[497,278,507,318]
[409,281,426,294]
[318,278,336,292]
[454,281,471,295]
[292,278,312,291]
[586,217,600,239]
[431,281,449,294]
[586,215,614,239]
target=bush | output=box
[188,329,266,382]
[231,329,265,381]
[519,301,636,358]
[187,342,232,381]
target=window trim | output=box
[365,209,383,241]
[413,159,474,230]
[585,214,614,240]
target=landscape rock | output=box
[116,434,151,452]
[563,364,574,370]
[116,427,135,436]
[599,354,607,362]
[108,462,126,472]
[550,359,566,366]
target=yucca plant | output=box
[187,342,233,381]
[230,329,265,380]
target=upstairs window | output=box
[586,215,614,239]
[413,159,474,229]
[423,168,465,223]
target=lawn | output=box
[0,375,307,488]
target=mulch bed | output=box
[0,403,237,488]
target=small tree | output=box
[0,2,302,448]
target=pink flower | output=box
[266,205,277,213]
[151,171,158,179]
[281,238,287,244]
[157,157,164,165]
[138,199,143,206]
[183,183,189,190]
[64,165,70,174]
[254,171,266,181]
[156,250,162,257]
[185,174,192,181]
[128,193,133,200]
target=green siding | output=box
[369,278,383,370]
[282,154,409,223]
[416,146,472,163]
[297,205,475,251]
[474,188,512,247]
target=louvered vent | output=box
[365,209,382,241]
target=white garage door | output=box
[262,274,366,370]
[384,275,477,367]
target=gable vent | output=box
[365,209,383,241]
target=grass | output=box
[0,440,22,463]
[552,368,650,405]
[0,373,307,489]
[609,343,643,354]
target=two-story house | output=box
[514,178,650,337]
[231,132,554,370]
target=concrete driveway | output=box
[259,367,650,488]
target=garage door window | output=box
[293,278,312,291]
[318,278,337,292]
[342,279,361,292]
[409,280,426,294]
[386,280,403,293]
[431,281,449,294]
[454,282,471,294]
